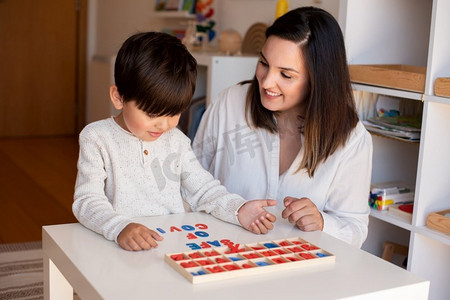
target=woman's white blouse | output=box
[193,84,373,247]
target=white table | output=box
[43,212,429,300]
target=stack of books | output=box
[363,115,421,142]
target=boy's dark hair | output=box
[114,32,197,116]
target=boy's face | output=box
[110,86,180,142]
[120,101,180,142]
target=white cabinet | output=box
[339,1,449,299]
[190,51,259,106]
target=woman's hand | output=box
[281,197,323,231]
[237,199,277,234]
[117,223,164,251]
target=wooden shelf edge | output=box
[349,64,426,93]
[434,77,450,98]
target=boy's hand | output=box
[237,200,277,234]
[281,197,324,231]
[117,223,164,251]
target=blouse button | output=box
[143,150,148,155]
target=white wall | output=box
[217,0,339,37]
[85,0,339,122]
[87,0,340,65]
[88,0,164,57]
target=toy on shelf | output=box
[369,182,415,211]
[218,29,242,55]
[196,0,215,44]
[182,0,216,50]
[275,0,289,18]
[388,204,414,222]
[242,22,268,55]
[165,237,335,283]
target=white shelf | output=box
[369,209,414,231]
[192,51,259,66]
[351,83,424,101]
[153,11,195,19]
[351,84,450,104]
[414,226,450,246]
[423,94,450,105]
[341,1,449,299]
[370,209,450,246]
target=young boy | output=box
[73,32,276,251]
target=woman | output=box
[193,7,372,247]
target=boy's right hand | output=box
[237,199,277,234]
[117,223,164,251]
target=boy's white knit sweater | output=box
[73,117,246,242]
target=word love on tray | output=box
[164,237,335,283]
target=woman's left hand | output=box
[281,197,324,231]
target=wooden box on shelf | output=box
[388,204,413,223]
[349,64,426,93]
[434,78,450,98]
[426,209,450,235]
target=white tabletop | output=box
[42,212,429,300]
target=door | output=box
[0,0,85,137]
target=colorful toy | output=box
[165,237,335,283]
[275,0,289,18]
[195,0,216,42]
[369,182,414,210]
[183,0,215,50]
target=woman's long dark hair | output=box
[245,6,358,177]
